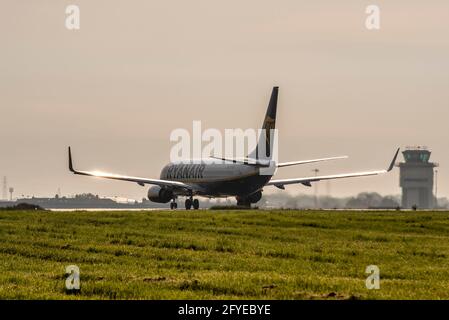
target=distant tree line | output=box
[259,192,449,209]
[10,192,448,210]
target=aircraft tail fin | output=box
[248,86,278,160]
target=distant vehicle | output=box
[68,87,399,209]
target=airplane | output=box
[68,87,399,209]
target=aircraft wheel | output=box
[193,199,199,210]
[185,198,192,210]
[170,202,177,210]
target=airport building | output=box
[398,146,438,209]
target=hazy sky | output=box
[1,0,448,200]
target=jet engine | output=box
[247,191,262,203]
[236,191,262,205]
[147,186,173,203]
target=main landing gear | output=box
[169,197,200,210]
[185,197,200,210]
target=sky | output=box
[1,0,448,200]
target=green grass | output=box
[1,209,449,299]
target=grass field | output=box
[1,209,449,299]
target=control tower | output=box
[398,146,438,209]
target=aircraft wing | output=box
[210,155,347,168]
[277,155,348,168]
[267,148,399,189]
[68,147,191,190]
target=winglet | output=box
[68,146,75,173]
[387,148,400,172]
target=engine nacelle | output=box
[147,186,173,203]
[236,191,262,205]
[247,191,262,203]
